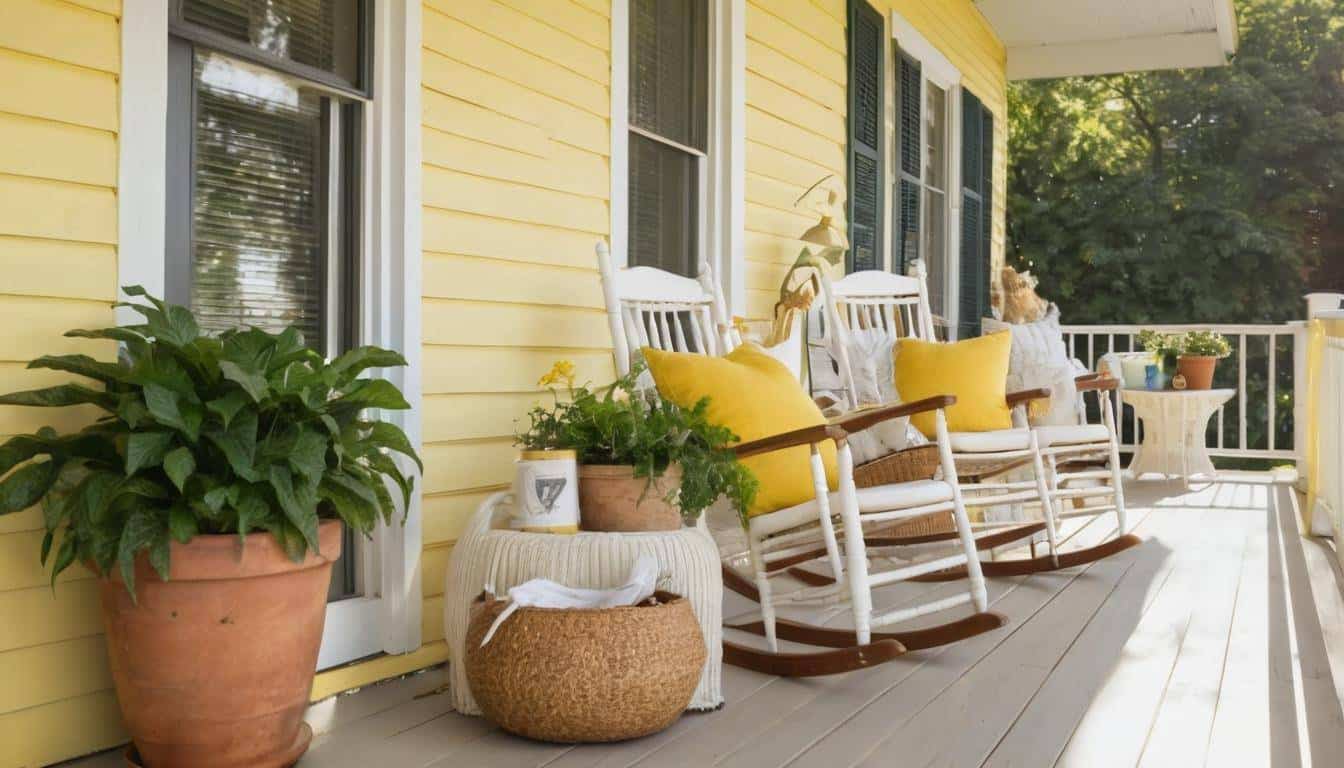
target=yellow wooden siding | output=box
[0,1,123,765]
[742,0,1008,320]
[418,0,614,630]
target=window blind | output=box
[190,51,326,343]
[182,0,360,85]
[847,0,884,273]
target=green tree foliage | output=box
[1008,0,1344,324]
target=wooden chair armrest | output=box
[1076,376,1119,392]
[1075,372,1103,383]
[733,423,845,460]
[826,395,957,434]
[1005,387,1053,406]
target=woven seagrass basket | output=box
[465,590,706,743]
[853,444,955,537]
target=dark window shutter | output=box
[958,90,993,339]
[846,0,883,273]
[894,52,921,274]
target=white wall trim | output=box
[609,0,630,268]
[364,0,424,658]
[717,0,746,317]
[117,0,169,324]
[890,9,959,88]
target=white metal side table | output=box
[1123,388,1235,484]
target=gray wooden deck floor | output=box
[66,474,1344,768]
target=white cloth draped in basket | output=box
[444,494,724,714]
[478,556,659,647]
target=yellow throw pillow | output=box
[895,332,1013,437]
[642,344,837,518]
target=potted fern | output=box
[0,288,419,768]
[1177,330,1232,390]
[517,362,756,532]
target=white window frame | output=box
[890,11,964,336]
[118,0,423,670]
[611,0,746,315]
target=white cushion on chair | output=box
[948,428,1032,454]
[1035,423,1109,447]
[983,306,1082,427]
[751,479,954,537]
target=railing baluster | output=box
[1239,334,1248,452]
[1268,332,1277,452]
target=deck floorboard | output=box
[59,476,1344,768]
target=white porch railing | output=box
[1059,323,1306,463]
[1314,331,1344,535]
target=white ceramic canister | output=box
[511,449,580,533]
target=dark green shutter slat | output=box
[894,53,921,274]
[898,55,921,177]
[958,90,993,340]
[895,178,919,274]
[846,0,883,273]
[980,107,994,336]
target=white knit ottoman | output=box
[443,492,724,715]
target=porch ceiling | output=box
[975,0,1239,80]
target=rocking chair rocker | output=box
[596,243,1005,677]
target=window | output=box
[166,0,368,355]
[895,54,956,327]
[891,19,962,336]
[165,0,374,652]
[627,0,709,277]
[847,0,884,273]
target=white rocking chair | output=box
[596,243,1002,677]
[805,262,1138,582]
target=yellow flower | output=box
[538,360,576,388]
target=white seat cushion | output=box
[752,479,954,536]
[1035,423,1109,447]
[948,428,1031,454]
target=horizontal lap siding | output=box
[744,0,849,320]
[742,0,1007,319]
[419,0,613,641]
[0,1,122,766]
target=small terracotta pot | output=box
[1177,355,1219,390]
[578,464,683,531]
[99,519,343,768]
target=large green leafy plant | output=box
[0,288,421,597]
[517,361,757,524]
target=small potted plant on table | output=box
[1176,330,1232,390]
[0,288,420,768]
[1135,330,1184,389]
[517,362,756,532]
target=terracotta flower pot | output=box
[578,464,683,531]
[1177,355,1219,390]
[101,519,343,768]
